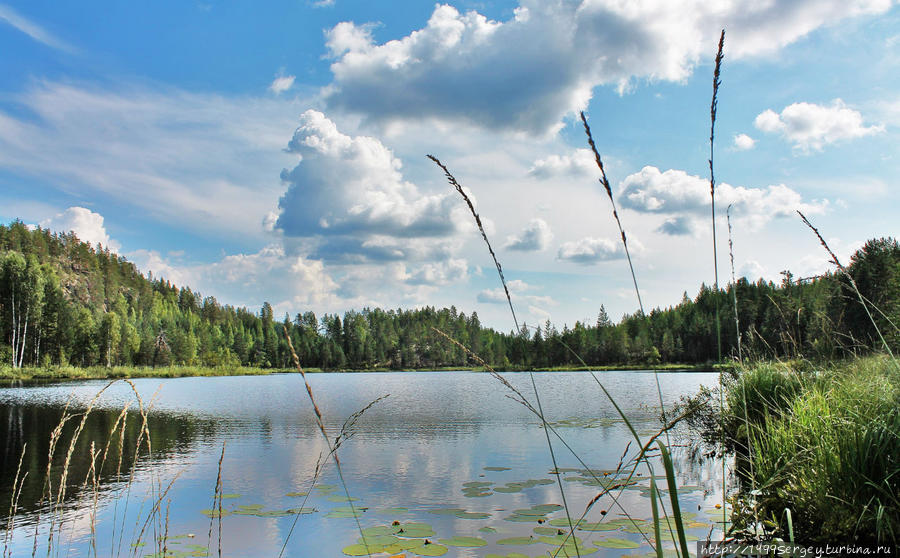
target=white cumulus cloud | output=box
[322,1,893,135]
[557,237,626,264]
[528,149,596,179]
[504,218,553,251]
[619,166,828,230]
[276,110,464,262]
[40,207,120,251]
[754,99,884,151]
[733,133,756,150]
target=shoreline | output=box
[0,362,724,381]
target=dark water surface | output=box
[0,371,727,557]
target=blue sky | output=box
[1,0,898,331]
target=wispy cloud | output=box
[0,4,74,52]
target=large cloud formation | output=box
[276,110,465,262]
[323,0,892,135]
[619,166,828,230]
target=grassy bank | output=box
[0,361,721,381]
[685,353,899,544]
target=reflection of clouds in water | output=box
[2,372,726,556]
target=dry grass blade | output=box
[4,443,27,558]
[579,112,644,315]
[727,205,742,362]
[427,154,520,332]
[798,211,898,366]
[710,29,725,362]
[282,325,372,557]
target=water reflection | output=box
[0,371,728,557]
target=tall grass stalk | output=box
[282,326,372,557]
[727,205,742,363]
[709,29,725,362]
[427,156,582,556]
[798,211,898,368]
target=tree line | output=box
[1,220,897,370]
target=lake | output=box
[0,370,729,557]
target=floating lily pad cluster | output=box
[428,507,490,520]
[503,503,563,523]
[342,522,457,556]
[139,535,210,558]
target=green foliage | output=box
[723,355,899,544]
[2,220,898,372]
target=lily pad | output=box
[439,536,487,547]
[594,538,640,549]
[462,481,494,489]
[328,495,360,503]
[357,534,399,546]
[493,486,522,493]
[478,526,497,533]
[199,509,231,518]
[497,536,536,545]
[456,511,491,519]
[285,491,307,497]
[394,522,435,538]
[484,466,512,471]
[342,543,383,556]
[578,521,621,531]
[220,493,241,499]
[533,527,561,535]
[428,508,465,516]
[414,542,449,556]
[378,507,409,515]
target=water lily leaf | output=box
[497,536,536,545]
[504,514,542,523]
[531,504,563,513]
[478,526,497,533]
[547,518,585,527]
[513,509,549,517]
[483,466,512,471]
[579,523,620,531]
[342,543,384,556]
[285,491,307,497]
[328,495,360,503]
[455,511,490,519]
[462,490,492,498]
[358,534,399,546]
[378,507,410,515]
[594,537,640,549]
[413,542,449,556]
[428,508,465,516]
[383,539,426,551]
[492,486,522,493]
[394,522,435,538]
[199,509,231,518]
[533,527,560,535]
[326,509,365,519]
[237,504,264,511]
[315,484,338,490]
[439,536,487,547]
[220,493,241,499]
[462,481,493,489]
[361,526,396,537]
[537,534,583,545]
[286,507,316,514]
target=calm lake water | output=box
[0,371,728,557]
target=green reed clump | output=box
[729,355,899,543]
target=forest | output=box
[1,219,898,371]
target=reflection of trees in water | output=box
[0,402,219,516]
